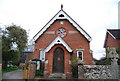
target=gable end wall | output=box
[106,33,120,48]
[32,19,93,65]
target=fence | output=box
[78,65,120,79]
[78,48,120,79]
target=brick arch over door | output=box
[52,47,64,73]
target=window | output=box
[40,50,45,61]
[77,51,83,60]
[56,28,66,37]
[60,21,64,24]
[59,14,64,17]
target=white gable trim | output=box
[107,31,116,39]
[104,30,116,48]
[33,10,92,41]
[44,36,73,52]
[103,30,108,48]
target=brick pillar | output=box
[78,65,84,79]
[29,61,36,79]
[44,60,50,77]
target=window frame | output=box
[77,50,83,61]
[40,50,45,61]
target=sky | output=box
[0,0,119,60]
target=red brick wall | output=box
[44,44,72,77]
[33,19,92,64]
[106,34,120,48]
[29,62,36,79]
[32,19,93,77]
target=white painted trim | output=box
[107,31,116,39]
[33,10,92,42]
[69,31,78,34]
[45,31,55,34]
[76,49,84,51]
[104,30,116,48]
[40,50,45,61]
[77,50,84,61]
[44,36,73,52]
[103,30,108,48]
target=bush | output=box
[7,64,18,68]
[35,70,43,76]
[95,58,111,65]
[71,56,79,78]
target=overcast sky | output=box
[0,0,119,60]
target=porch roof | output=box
[44,36,73,52]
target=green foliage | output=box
[35,70,43,76]
[70,56,78,78]
[24,62,29,70]
[2,50,20,62]
[95,58,111,65]
[2,68,22,74]
[2,24,28,68]
[106,48,109,55]
[116,47,120,54]
[71,56,79,67]
[4,24,28,52]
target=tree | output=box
[2,24,28,68]
[0,28,2,64]
[71,56,79,78]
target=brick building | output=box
[31,6,93,78]
[104,29,120,61]
[104,29,120,49]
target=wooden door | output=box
[53,47,64,73]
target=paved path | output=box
[2,70,24,79]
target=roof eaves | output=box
[107,30,116,39]
[44,36,73,52]
[62,10,92,40]
[33,10,62,41]
[103,31,108,48]
[33,9,92,42]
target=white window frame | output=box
[77,50,83,61]
[40,50,45,61]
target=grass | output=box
[2,68,23,74]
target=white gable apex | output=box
[44,36,73,52]
[33,10,92,41]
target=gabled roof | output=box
[44,36,73,52]
[23,45,34,53]
[107,29,120,39]
[33,9,92,42]
[104,29,120,48]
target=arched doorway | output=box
[53,47,64,73]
